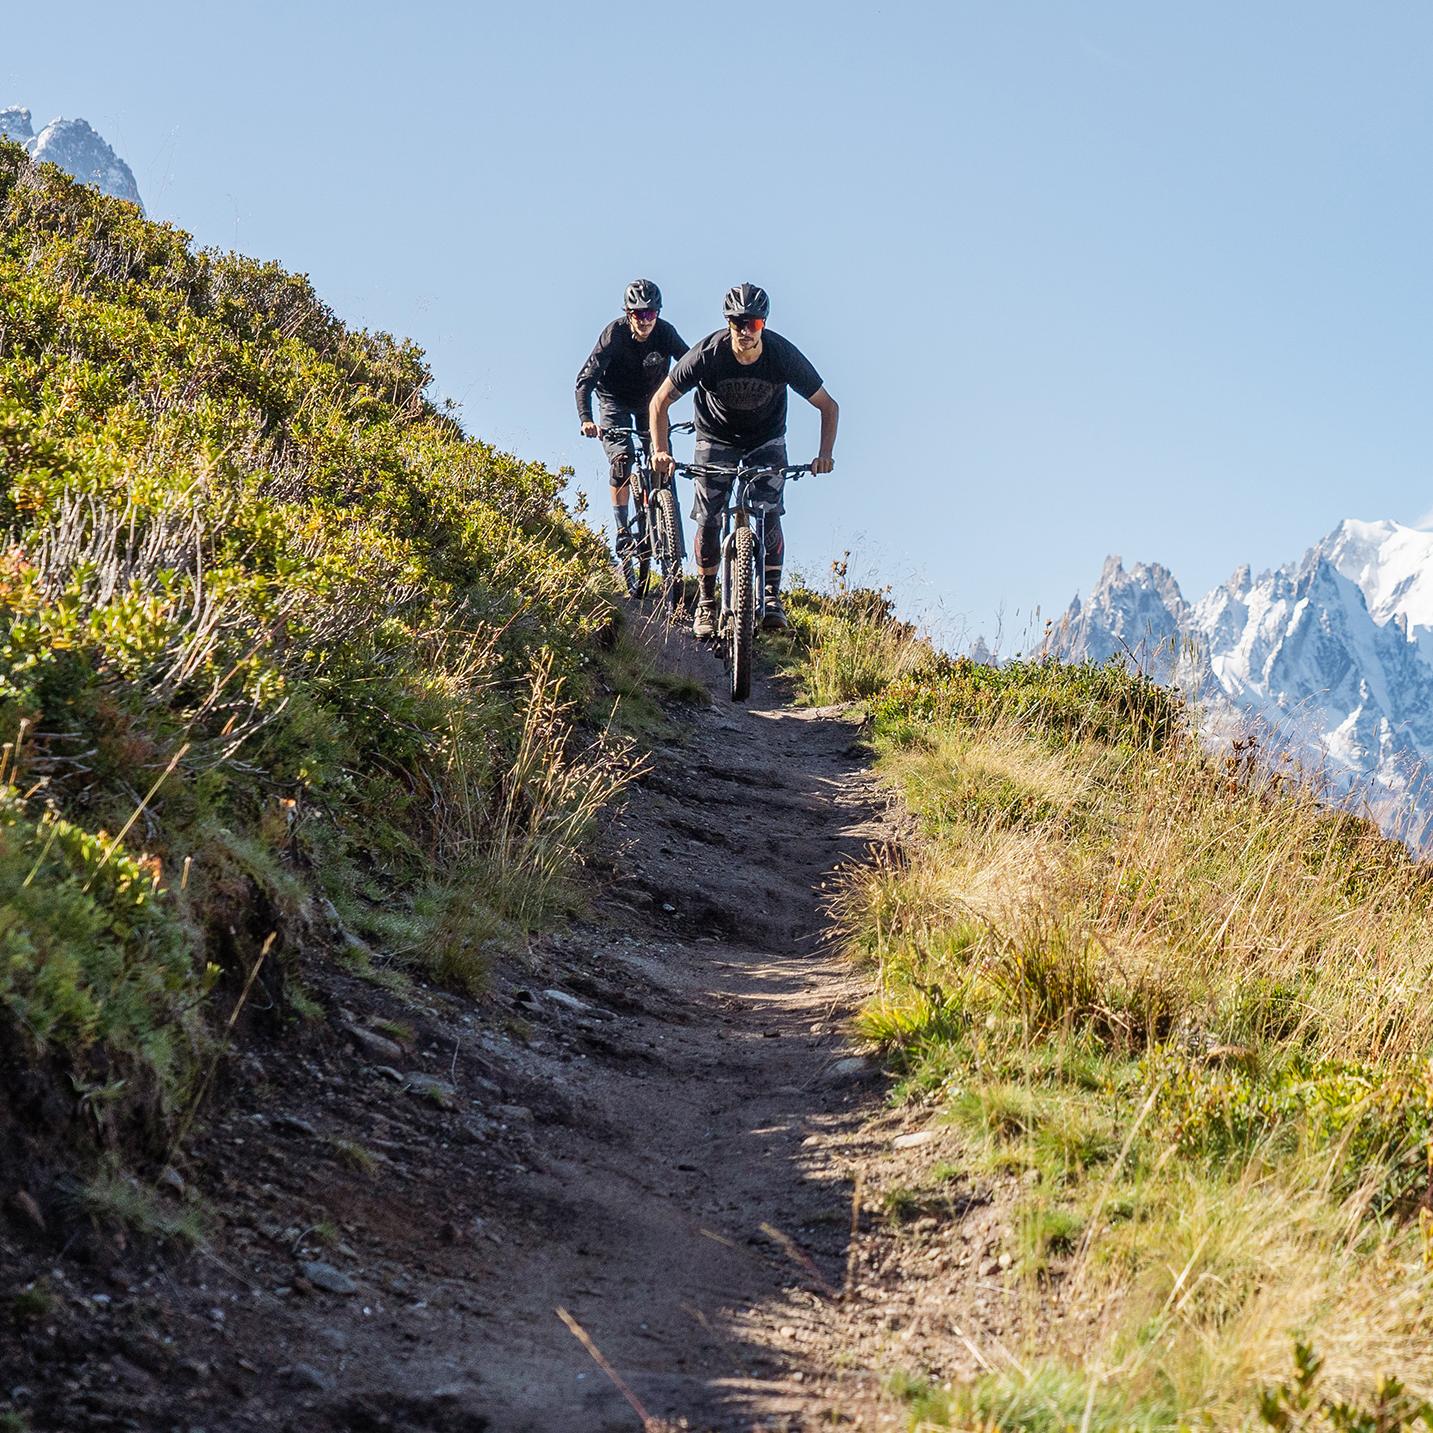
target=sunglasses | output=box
[729,316,765,334]
[629,308,658,323]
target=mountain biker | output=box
[649,283,838,638]
[575,279,690,562]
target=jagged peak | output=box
[1097,554,1125,586]
[967,636,998,666]
[33,115,98,143]
[0,106,33,142]
[11,109,143,210]
[1048,517,1433,835]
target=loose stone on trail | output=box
[541,988,589,1012]
[344,1023,404,1063]
[892,1130,936,1150]
[401,1074,459,1109]
[298,1261,358,1295]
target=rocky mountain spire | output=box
[2,105,142,209]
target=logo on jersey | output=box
[643,352,666,369]
[709,377,778,411]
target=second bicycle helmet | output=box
[624,278,662,312]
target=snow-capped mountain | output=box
[1046,521,1433,843]
[1050,556,1191,674]
[0,105,142,209]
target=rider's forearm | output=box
[818,397,839,459]
[649,389,673,455]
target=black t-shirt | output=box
[575,317,689,421]
[666,329,823,450]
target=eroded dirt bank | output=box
[2,613,907,1432]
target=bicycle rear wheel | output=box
[654,486,684,615]
[730,526,755,702]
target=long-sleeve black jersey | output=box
[575,317,689,424]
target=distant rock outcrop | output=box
[1,105,142,209]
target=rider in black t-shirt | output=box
[575,279,689,560]
[650,284,839,638]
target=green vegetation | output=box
[76,1164,206,1246]
[771,557,932,704]
[784,588,1433,1429]
[0,142,630,1162]
[7,1281,55,1327]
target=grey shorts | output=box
[690,438,789,525]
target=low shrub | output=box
[0,139,633,1163]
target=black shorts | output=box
[595,393,651,469]
[689,437,789,525]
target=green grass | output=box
[326,1136,379,1175]
[593,620,709,741]
[788,605,1433,1426]
[77,1167,207,1247]
[7,1281,56,1326]
[771,568,935,705]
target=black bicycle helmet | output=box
[624,278,662,312]
[723,282,770,321]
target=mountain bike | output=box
[674,458,811,701]
[604,420,692,613]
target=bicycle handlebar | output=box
[599,420,694,440]
[672,462,813,481]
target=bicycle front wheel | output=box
[730,525,755,702]
[632,499,652,598]
[655,486,684,615]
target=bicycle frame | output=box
[677,459,810,630]
[602,420,693,562]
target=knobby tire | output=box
[633,499,652,598]
[731,526,755,702]
[655,486,684,615]
[618,543,639,598]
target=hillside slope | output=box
[0,137,625,1217]
[773,588,1433,1430]
[1,609,906,1433]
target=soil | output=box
[1,610,1017,1433]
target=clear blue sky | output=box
[8,2,1433,650]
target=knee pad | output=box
[694,521,722,568]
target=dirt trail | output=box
[1,612,904,1433]
[439,615,897,1430]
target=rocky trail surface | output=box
[2,613,945,1432]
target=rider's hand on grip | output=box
[811,456,835,475]
[653,451,675,478]
[581,421,599,438]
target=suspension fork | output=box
[720,507,767,621]
[719,509,737,620]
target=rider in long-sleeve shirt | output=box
[575,279,688,554]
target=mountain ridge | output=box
[1,104,142,208]
[1045,518,1433,843]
